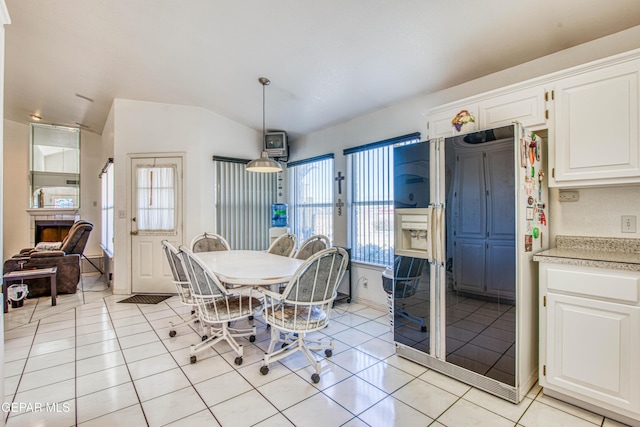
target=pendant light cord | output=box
[259,77,270,142]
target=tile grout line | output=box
[140,299,222,425]
[4,319,41,425]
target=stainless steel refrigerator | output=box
[390,123,549,403]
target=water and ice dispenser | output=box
[394,208,433,260]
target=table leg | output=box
[51,274,57,306]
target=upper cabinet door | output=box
[479,86,547,130]
[427,105,479,139]
[551,58,640,186]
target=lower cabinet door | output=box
[544,293,640,416]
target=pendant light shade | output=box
[247,77,282,173]
[246,151,282,172]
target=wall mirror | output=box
[30,123,81,209]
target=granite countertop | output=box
[533,235,640,272]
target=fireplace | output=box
[26,208,80,247]
[35,219,75,244]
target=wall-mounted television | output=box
[264,131,288,160]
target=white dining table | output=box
[194,250,305,286]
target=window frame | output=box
[100,159,114,257]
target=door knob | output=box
[130,230,138,236]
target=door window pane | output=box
[136,165,176,231]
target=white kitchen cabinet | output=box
[427,104,479,139]
[550,58,640,187]
[539,263,640,423]
[427,87,548,140]
[478,86,548,130]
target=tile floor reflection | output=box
[2,274,629,426]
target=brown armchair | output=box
[3,220,94,297]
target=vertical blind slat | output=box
[214,159,276,250]
[346,136,419,266]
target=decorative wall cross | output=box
[335,198,344,216]
[335,171,345,194]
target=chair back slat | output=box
[161,241,189,283]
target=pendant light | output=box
[246,77,282,173]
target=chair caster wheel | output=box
[249,315,254,321]
[234,357,243,366]
[190,355,197,364]
[311,373,320,383]
[260,366,269,375]
[266,324,271,330]
[191,310,196,315]
[346,298,351,303]
[202,335,208,341]
[249,335,256,343]
[169,330,177,338]
[421,326,427,332]
[194,319,200,324]
[325,349,332,357]
[281,342,287,349]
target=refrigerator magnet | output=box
[525,235,533,252]
[526,207,534,220]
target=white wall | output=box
[2,121,104,259]
[3,120,31,255]
[110,99,261,294]
[291,25,640,308]
[1,2,11,418]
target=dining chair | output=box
[294,234,330,260]
[179,246,261,365]
[267,232,298,258]
[382,255,428,332]
[190,232,231,253]
[259,247,349,383]
[161,240,203,338]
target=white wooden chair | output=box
[259,247,349,383]
[161,240,201,338]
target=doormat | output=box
[118,295,172,304]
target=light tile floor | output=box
[2,274,632,426]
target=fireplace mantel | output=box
[26,208,78,217]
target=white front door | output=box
[131,156,183,294]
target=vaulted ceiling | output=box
[4,1,640,137]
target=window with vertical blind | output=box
[344,133,420,266]
[100,159,114,256]
[288,154,334,244]
[213,156,277,250]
